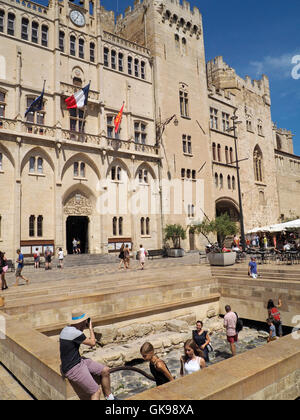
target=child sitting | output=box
[140,342,174,386]
[266,318,277,343]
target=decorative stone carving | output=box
[64,194,93,215]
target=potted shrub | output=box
[164,224,186,257]
[194,214,238,266]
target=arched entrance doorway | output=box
[63,191,93,254]
[215,198,240,245]
[66,216,89,254]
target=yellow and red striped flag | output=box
[114,103,125,134]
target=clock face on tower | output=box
[70,10,85,27]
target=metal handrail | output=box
[109,366,155,382]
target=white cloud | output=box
[249,52,300,80]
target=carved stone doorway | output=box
[66,216,89,254]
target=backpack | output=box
[270,307,281,322]
[235,312,243,333]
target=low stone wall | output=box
[0,311,76,400]
[130,334,300,400]
[82,314,223,368]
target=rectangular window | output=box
[128,56,132,75]
[70,109,85,133]
[134,59,139,77]
[107,116,120,139]
[179,90,189,117]
[187,136,192,154]
[41,25,48,47]
[70,36,76,56]
[0,10,4,33]
[90,43,95,62]
[21,18,29,40]
[134,122,147,147]
[32,22,39,44]
[118,53,123,72]
[59,31,65,52]
[7,13,15,36]
[222,112,230,132]
[210,108,218,130]
[141,61,146,79]
[111,50,116,69]
[0,91,5,118]
[104,48,109,67]
[79,39,84,59]
[182,135,187,153]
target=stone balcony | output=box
[0,117,160,159]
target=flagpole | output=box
[80,80,91,142]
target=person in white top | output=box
[138,244,146,270]
[180,339,206,376]
[58,247,64,269]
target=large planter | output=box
[167,248,185,258]
[207,252,236,266]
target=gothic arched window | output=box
[253,146,263,182]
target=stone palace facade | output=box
[0,0,299,257]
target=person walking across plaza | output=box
[224,305,238,357]
[140,342,174,386]
[59,309,116,401]
[0,251,8,290]
[267,298,283,337]
[248,257,258,279]
[118,244,126,270]
[124,244,130,269]
[58,248,64,269]
[14,249,29,287]
[138,244,147,270]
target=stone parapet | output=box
[130,334,300,400]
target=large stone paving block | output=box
[166,319,189,333]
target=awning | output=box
[247,219,300,234]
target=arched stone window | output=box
[29,215,35,237]
[212,143,216,161]
[215,173,218,188]
[21,17,29,40]
[37,215,43,237]
[146,217,150,235]
[253,146,263,182]
[140,217,145,235]
[119,217,123,236]
[232,176,236,190]
[227,175,231,189]
[112,217,117,236]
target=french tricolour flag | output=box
[65,83,90,109]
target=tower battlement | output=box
[114,0,202,40]
[207,56,271,104]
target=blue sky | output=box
[42,0,300,155]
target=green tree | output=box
[164,224,186,249]
[194,214,238,248]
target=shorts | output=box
[64,358,106,397]
[227,335,238,344]
[251,273,258,279]
[15,267,23,277]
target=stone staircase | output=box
[63,253,118,267]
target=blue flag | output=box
[25,87,45,117]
